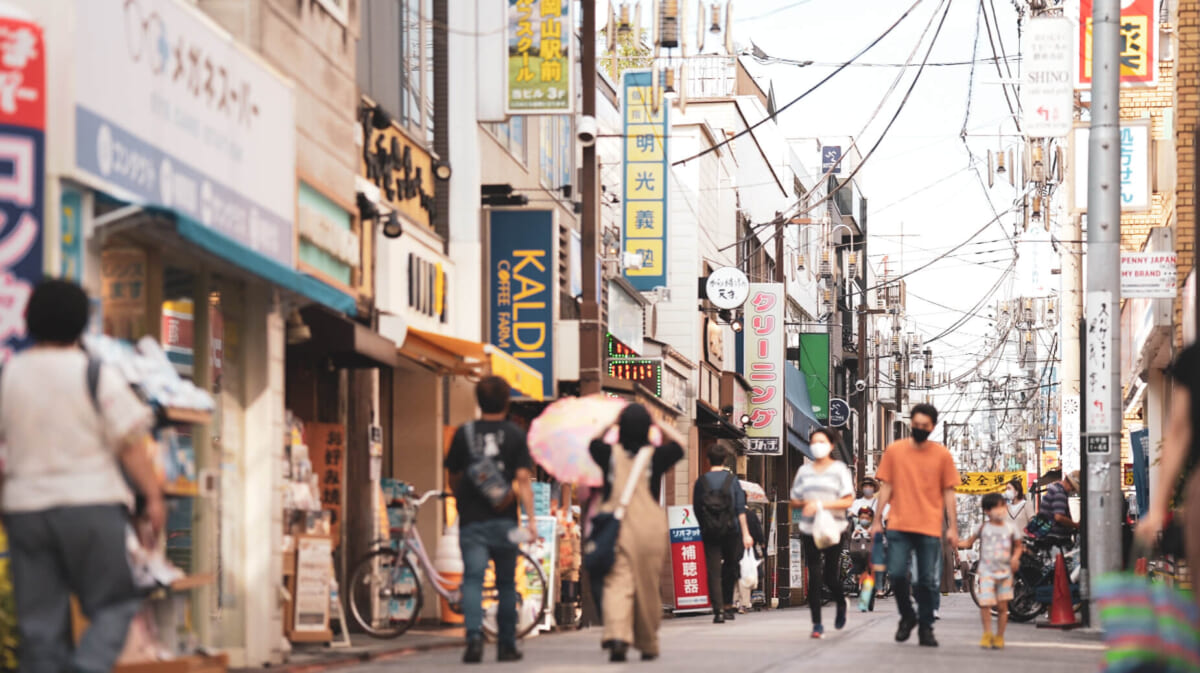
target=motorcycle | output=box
[967,534,1081,622]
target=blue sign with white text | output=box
[0,125,44,361]
[822,146,842,175]
[489,210,555,399]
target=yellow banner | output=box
[955,471,1026,495]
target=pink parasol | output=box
[527,394,627,487]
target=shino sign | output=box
[705,267,750,310]
[744,283,784,456]
[1022,16,1073,138]
[1120,252,1178,299]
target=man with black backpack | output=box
[693,443,753,623]
[444,376,538,664]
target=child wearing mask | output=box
[958,493,1024,650]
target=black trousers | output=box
[703,534,741,615]
[801,534,846,626]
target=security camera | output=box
[577,115,598,147]
[855,379,867,392]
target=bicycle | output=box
[346,487,549,640]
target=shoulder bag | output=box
[583,447,653,578]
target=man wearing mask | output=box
[870,404,960,648]
[851,478,880,519]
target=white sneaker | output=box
[934,610,941,620]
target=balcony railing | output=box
[686,55,737,100]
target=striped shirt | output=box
[1039,482,1071,536]
[790,461,855,536]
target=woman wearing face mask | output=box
[790,427,856,638]
[1003,477,1032,536]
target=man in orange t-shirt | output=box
[869,403,959,648]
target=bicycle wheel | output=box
[481,548,549,641]
[967,561,982,608]
[348,549,423,639]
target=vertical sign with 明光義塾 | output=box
[668,506,710,612]
[744,284,784,456]
[1022,16,1073,138]
[0,16,45,362]
[1085,292,1113,448]
[505,0,572,114]
[1078,0,1157,88]
[489,210,555,400]
[622,70,669,291]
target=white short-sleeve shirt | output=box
[0,348,153,512]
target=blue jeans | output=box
[886,530,941,629]
[459,519,519,645]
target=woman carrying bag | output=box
[586,404,683,663]
[790,426,856,639]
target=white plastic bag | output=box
[739,549,760,590]
[812,503,841,550]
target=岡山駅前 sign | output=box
[1120,252,1178,299]
[505,0,573,114]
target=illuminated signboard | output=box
[607,332,639,358]
[608,358,662,397]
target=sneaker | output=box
[934,609,941,621]
[835,601,847,630]
[811,624,825,639]
[980,633,994,649]
[895,616,917,643]
[497,643,523,663]
[991,635,1005,650]
[713,612,726,624]
[463,637,485,664]
[918,627,939,648]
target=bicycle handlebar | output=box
[414,489,449,507]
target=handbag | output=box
[582,447,653,578]
[462,422,515,511]
[1094,545,1200,673]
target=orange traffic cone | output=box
[1037,552,1081,630]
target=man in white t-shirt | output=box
[0,280,163,673]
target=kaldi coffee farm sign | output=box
[1121,252,1177,299]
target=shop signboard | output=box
[607,358,663,396]
[489,210,555,399]
[60,189,83,281]
[504,0,573,114]
[161,298,195,376]
[955,471,1027,496]
[622,70,669,291]
[360,106,436,231]
[407,252,448,323]
[298,183,357,288]
[668,506,711,611]
[0,15,45,361]
[1022,16,1073,138]
[293,536,333,636]
[308,423,346,548]
[1129,427,1149,514]
[73,0,296,266]
[1077,0,1158,88]
[744,284,785,456]
[1120,251,1178,299]
[1072,121,1151,213]
[798,333,831,420]
[1041,449,1060,476]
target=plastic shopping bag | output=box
[739,549,760,590]
[812,504,841,550]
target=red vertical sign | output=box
[668,506,711,611]
[1078,0,1158,88]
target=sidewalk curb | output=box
[244,639,464,673]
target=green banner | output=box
[798,333,830,421]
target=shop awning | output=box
[786,364,823,458]
[401,328,545,401]
[295,306,397,368]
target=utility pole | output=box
[1083,0,1123,593]
[579,0,601,397]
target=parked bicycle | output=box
[347,487,549,639]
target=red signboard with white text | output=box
[668,506,711,612]
[1077,0,1158,88]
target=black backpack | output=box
[697,472,737,541]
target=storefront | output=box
[784,363,824,606]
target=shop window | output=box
[539,116,574,195]
[486,117,526,165]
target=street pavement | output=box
[337,593,1105,672]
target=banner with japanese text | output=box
[621,70,669,291]
[1077,0,1158,88]
[0,16,45,362]
[668,506,710,611]
[955,471,1027,496]
[505,0,573,114]
[744,284,784,455]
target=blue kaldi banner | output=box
[488,210,555,399]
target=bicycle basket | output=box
[387,503,417,536]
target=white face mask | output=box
[810,441,833,460]
[1004,488,1017,503]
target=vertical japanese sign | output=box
[798,333,831,420]
[622,70,669,291]
[821,146,842,175]
[1085,292,1113,449]
[1061,393,1081,472]
[309,423,346,547]
[1072,121,1150,212]
[0,16,44,362]
[489,210,556,400]
[1078,0,1157,88]
[668,506,711,611]
[1022,16,1073,138]
[744,283,784,456]
[505,0,572,114]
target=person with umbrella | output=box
[587,404,683,663]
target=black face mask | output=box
[911,428,931,444]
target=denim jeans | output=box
[886,530,941,629]
[459,518,519,645]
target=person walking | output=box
[0,279,163,673]
[870,403,960,648]
[734,507,766,614]
[1137,341,1200,615]
[694,443,753,625]
[789,427,856,639]
[958,493,1024,650]
[1004,476,1033,535]
[443,376,539,664]
[589,404,684,662]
